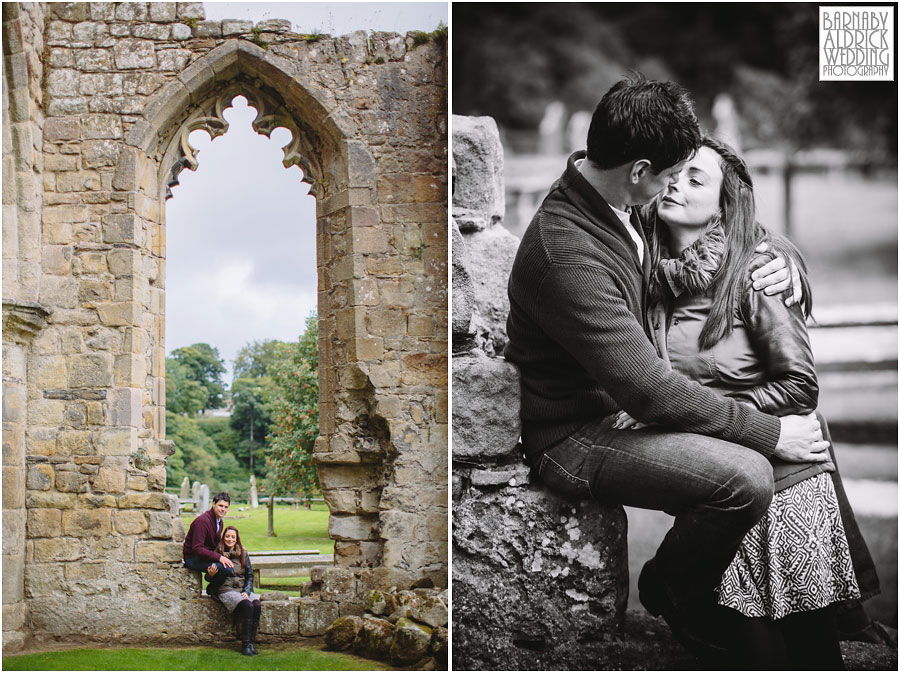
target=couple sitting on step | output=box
[183,491,262,656]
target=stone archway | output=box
[2,3,446,650]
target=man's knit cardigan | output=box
[504,152,782,465]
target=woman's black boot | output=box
[238,600,254,656]
[249,600,261,655]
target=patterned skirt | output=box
[717,473,860,620]
[218,589,260,613]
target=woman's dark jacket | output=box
[650,250,833,491]
[213,548,253,595]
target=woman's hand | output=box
[207,564,218,576]
[240,592,249,601]
[612,410,652,430]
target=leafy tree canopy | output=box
[169,343,227,411]
[265,314,320,502]
[233,339,290,381]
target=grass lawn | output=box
[3,642,391,670]
[181,502,333,554]
[182,503,332,596]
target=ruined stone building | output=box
[2,2,447,650]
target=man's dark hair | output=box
[212,492,230,505]
[586,75,700,173]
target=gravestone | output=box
[249,475,258,509]
[180,477,190,499]
[198,484,210,515]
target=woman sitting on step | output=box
[618,136,864,669]
[207,525,262,656]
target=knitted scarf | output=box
[650,221,726,303]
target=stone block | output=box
[53,3,91,21]
[171,23,191,41]
[24,562,65,597]
[97,427,137,456]
[259,600,298,634]
[323,614,362,650]
[69,353,113,387]
[134,540,182,563]
[400,353,447,387]
[157,48,191,72]
[149,3,177,21]
[56,470,89,492]
[98,303,139,326]
[107,249,140,276]
[452,486,627,670]
[319,567,359,602]
[297,598,340,636]
[82,139,120,168]
[79,72,123,96]
[353,616,396,660]
[46,68,79,96]
[452,115,504,232]
[44,116,81,141]
[176,3,205,20]
[390,617,432,666]
[117,492,172,510]
[30,356,67,390]
[33,537,83,562]
[25,507,61,538]
[222,20,252,35]
[25,491,77,509]
[26,464,54,491]
[147,511,174,538]
[115,3,149,22]
[452,352,521,459]
[62,508,111,536]
[113,510,147,535]
[102,213,142,245]
[452,221,476,338]
[82,114,122,140]
[40,275,78,309]
[57,428,93,456]
[92,466,126,494]
[133,23,170,40]
[78,251,108,274]
[44,204,88,225]
[329,514,376,541]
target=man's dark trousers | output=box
[536,414,774,612]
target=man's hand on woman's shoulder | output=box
[775,412,829,462]
[751,242,802,306]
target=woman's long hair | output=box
[649,136,812,350]
[215,525,247,566]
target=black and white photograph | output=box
[451,3,897,670]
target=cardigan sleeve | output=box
[538,262,782,456]
[728,282,819,416]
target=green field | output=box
[181,502,333,554]
[3,643,389,670]
[182,502,332,595]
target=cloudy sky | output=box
[166,3,447,382]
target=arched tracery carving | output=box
[164,82,320,199]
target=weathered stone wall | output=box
[451,115,628,670]
[2,1,446,650]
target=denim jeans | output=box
[537,414,774,612]
[184,554,234,591]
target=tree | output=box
[233,339,289,380]
[229,376,277,475]
[169,343,227,412]
[165,357,208,416]
[165,410,220,486]
[265,315,320,506]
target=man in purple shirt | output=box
[183,492,235,593]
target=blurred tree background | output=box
[453,3,896,160]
